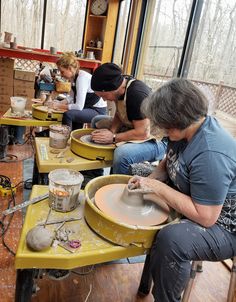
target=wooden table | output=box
[35,137,112,173]
[33,137,113,185]
[15,185,148,302]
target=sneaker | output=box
[47,269,70,281]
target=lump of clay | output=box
[26,226,54,251]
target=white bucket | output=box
[49,124,70,149]
[48,169,84,212]
[10,97,27,115]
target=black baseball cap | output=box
[91,63,124,92]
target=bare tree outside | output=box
[44,0,86,52]
[113,0,131,66]
[139,0,236,89]
[1,0,236,89]
[1,0,44,48]
[189,0,236,88]
[1,0,86,51]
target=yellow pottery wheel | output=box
[32,104,64,121]
[84,175,180,248]
[70,128,115,161]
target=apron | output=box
[116,78,135,129]
[115,79,157,146]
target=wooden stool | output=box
[182,256,236,302]
[138,255,236,302]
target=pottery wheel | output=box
[36,105,65,113]
[80,134,114,147]
[94,184,169,226]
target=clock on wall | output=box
[90,0,108,16]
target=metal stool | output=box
[138,255,236,301]
[182,256,236,302]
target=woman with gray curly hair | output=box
[129,78,236,302]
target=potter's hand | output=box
[51,100,62,110]
[91,129,114,144]
[128,176,156,193]
[128,175,142,190]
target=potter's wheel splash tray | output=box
[94,184,168,226]
[70,129,115,161]
[32,104,64,121]
[84,175,180,248]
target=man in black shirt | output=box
[91,63,166,174]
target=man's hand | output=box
[91,129,114,144]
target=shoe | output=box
[47,269,70,281]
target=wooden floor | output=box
[0,140,235,302]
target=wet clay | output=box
[80,134,114,147]
[26,226,54,251]
[94,184,169,226]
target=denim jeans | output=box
[91,115,167,175]
[62,107,107,130]
[150,219,236,302]
[113,140,166,174]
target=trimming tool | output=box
[2,193,49,216]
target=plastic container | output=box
[39,82,55,91]
[49,125,70,149]
[10,97,27,115]
[55,81,71,93]
[48,169,84,212]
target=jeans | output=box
[91,114,112,128]
[91,115,167,175]
[62,107,107,130]
[113,140,166,174]
[150,219,236,302]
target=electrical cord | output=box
[0,174,30,255]
[0,176,17,255]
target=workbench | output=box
[0,109,60,127]
[33,137,112,184]
[15,185,148,302]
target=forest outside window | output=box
[1,0,44,48]
[0,0,86,52]
[136,0,192,90]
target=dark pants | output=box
[62,107,107,130]
[150,219,236,302]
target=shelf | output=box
[89,14,107,18]
[0,47,101,72]
[86,46,103,51]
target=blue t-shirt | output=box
[166,116,236,233]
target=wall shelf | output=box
[86,46,103,51]
[83,0,119,62]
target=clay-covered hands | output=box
[128,176,170,212]
[128,175,159,193]
[48,100,68,111]
[91,129,114,144]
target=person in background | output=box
[51,52,107,130]
[128,78,236,302]
[90,63,167,175]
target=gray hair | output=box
[142,78,209,130]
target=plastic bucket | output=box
[49,125,70,149]
[48,169,84,212]
[10,97,27,115]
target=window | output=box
[44,0,86,52]
[188,1,236,88]
[112,0,131,66]
[136,0,193,90]
[1,0,44,48]
[1,0,86,51]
